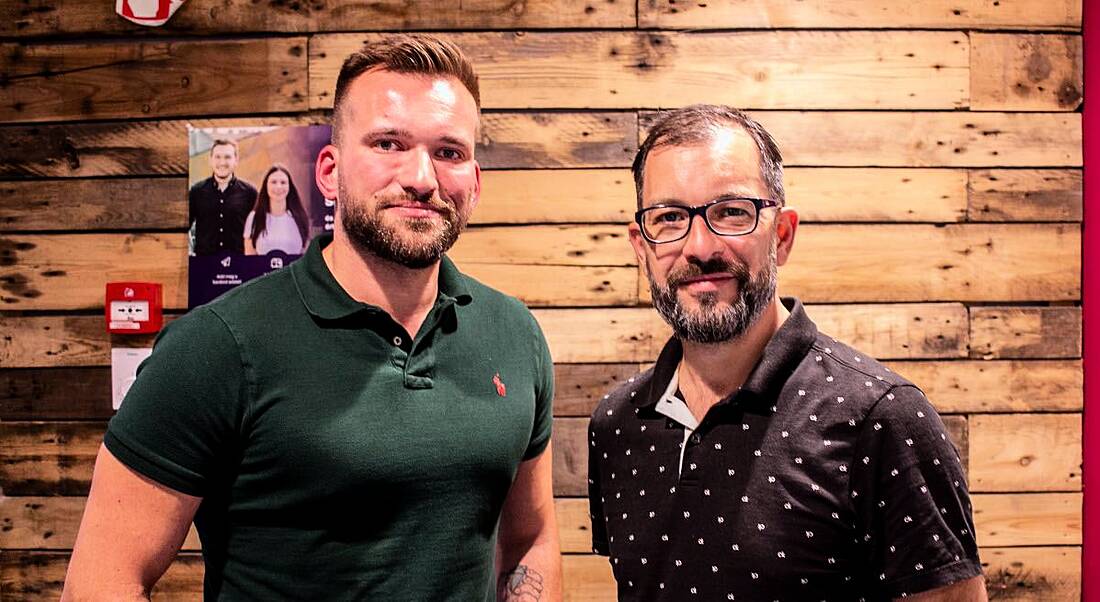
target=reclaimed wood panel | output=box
[887,360,1082,413]
[461,264,639,306]
[310,31,969,110]
[969,413,1081,492]
[1,316,109,369]
[0,178,186,232]
[563,555,616,601]
[554,364,643,417]
[0,113,635,178]
[780,224,1080,303]
[0,39,308,124]
[684,112,1083,167]
[971,34,1083,111]
[0,0,635,36]
[0,367,114,420]
[968,169,1082,222]
[452,225,635,267]
[982,546,1081,600]
[0,422,104,496]
[638,0,1082,30]
[972,493,1081,546]
[969,306,1081,359]
[785,168,967,223]
[475,170,635,224]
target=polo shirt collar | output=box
[292,232,473,321]
[633,297,818,410]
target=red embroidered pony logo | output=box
[492,373,506,397]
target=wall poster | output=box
[187,125,334,308]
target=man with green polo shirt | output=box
[63,36,561,601]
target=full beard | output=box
[648,251,778,345]
[339,183,468,269]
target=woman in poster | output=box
[244,165,310,256]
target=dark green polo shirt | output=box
[105,233,554,600]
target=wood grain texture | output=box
[474,170,635,224]
[0,113,635,178]
[0,422,104,495]
[0,39,308,123]
[451,225,636,267]
[887,360,1082,413]
[0,0,635,36]
[310,31,969,110]
[0,178,186,232]
[0,551,203,600]
[971,34,1083,111]
[972,493,1081,546]
[981,546,1081,600]
[785,168,967,223]
[1,316,109,369]
[969,413,1081,492]
[0,367,114,420]
[969,306,1081,359]
[638,0,1082,30]
[968,169,1082,222]
[554,363,643,417]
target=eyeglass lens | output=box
[641,199,758,242]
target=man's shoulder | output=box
[798,329,925,410]
[455,266,535,321]
[590,366,655,432]
[195,266,301,327]
[188,177,212,194]
[232,177,257,192]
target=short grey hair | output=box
[632,105,785,208]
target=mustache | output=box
[377,191,456,215]
[666,257,750,288]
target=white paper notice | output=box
[111,347,153,410]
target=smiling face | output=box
[630,126,796,343]
[320,68,481,269]
[209,143,238,181]
[265,169,290,205]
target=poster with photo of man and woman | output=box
[187,125,334,308]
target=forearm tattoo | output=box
[497,564,544,601]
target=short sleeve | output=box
[849,385,982,598]
[104,306,249,497]
[522,314,554,460]
[587,419,610,555]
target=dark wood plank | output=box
[1,367,113,420]
[0,421,104,496]
[0,178,187,232]
[982,546,1082,600]
[0,39,308,123]
[970,306,1081,359]
[553,364,642,417]
[0,0,634,37]
[968,169,1082,222]
[0,551,203,600]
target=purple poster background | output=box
[187,125,333,308]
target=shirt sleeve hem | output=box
[521,433,551,461]
[103,429,207,498]
[884,557,983,598]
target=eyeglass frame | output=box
[633,197,780,244]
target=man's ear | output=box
[774,206,800,267]
[468,160,482,212]
[315,144,339,201]
[628,222,650,271]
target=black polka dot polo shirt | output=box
[587,298,982,601]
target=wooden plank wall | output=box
[0,1,1083,599]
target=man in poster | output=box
[188,139,257,256]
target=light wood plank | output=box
[786,168,967,223]
[981,546,1081,600]
[563,555,616,602]
[886,360,1082,413]
[1,316,110,369]
[972,493,1080,546]
[638,0,1082,30]
[0,113,636,178]
[971,34,1082,111]
[452,226,635,267]
[780,224,1080,303]
[475,170,635,224]
[463,264,639,306]
[969,413,1081,492]
[0,0,635,36]
[968,169,1082,222]
[969,306,1081,359]
[655,112,1083,168]
[554,364,644,417]
[311,32,968,110]
[0,39,308,123]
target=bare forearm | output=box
[496,539,562,602]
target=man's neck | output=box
[677,297,790,421]
[322,231,440,339]
[213,174,232,191]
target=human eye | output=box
[649,208,687,223]
[435,147,466,161]
[372,138,403,152]
[717,205,751,218]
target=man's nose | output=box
[398,147,439,199]
[680,214,725,262]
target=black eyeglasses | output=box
[635,197,779,244]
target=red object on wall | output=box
[105,282,164,334]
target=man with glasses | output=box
[587,105,985,601]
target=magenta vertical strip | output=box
[1084,0,1097,597]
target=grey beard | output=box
[649,255,777,344]
[339,184,465,269]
